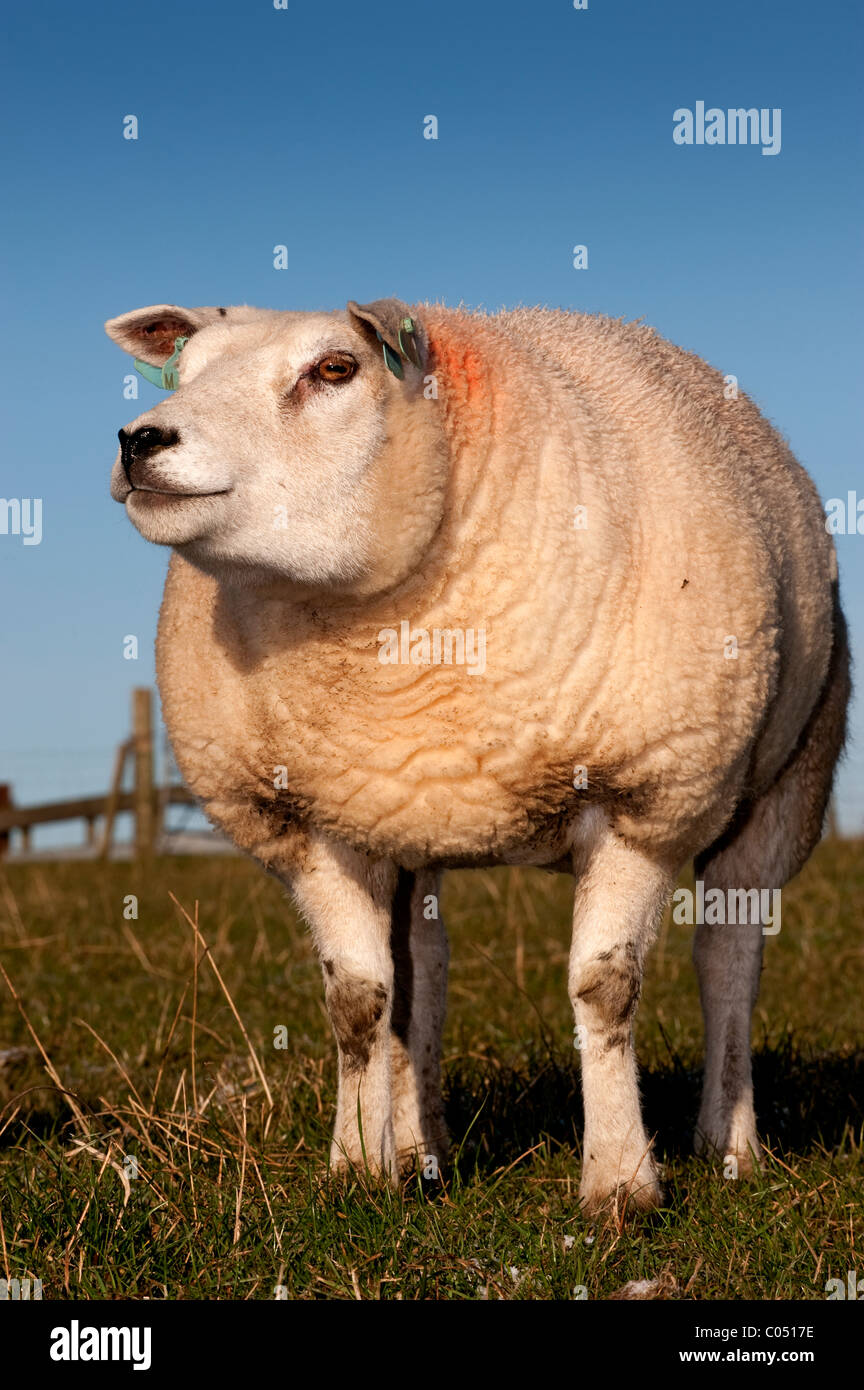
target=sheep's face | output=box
[105,301,447,593]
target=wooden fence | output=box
[0,688,198,860]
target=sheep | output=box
[105,297,850,1212]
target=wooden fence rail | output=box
[0,688,198,860]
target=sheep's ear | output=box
[347,298,427,374]
[104,304,223,366]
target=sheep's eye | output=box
[317,355,356,383]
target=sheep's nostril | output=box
[119,425,181,483]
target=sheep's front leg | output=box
[289,838,398,1182]
[570,812,674,1214]
[390,869,449,1178]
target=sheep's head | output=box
[105,299,448,595]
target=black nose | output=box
[119,426,180,483]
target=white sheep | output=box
[105,297,849,1212]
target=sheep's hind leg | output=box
[389,869,450,1180]
[288,837,398,1183]
[570,810,675,1214]
[694,599,850,1176]
[692,895,763,1175]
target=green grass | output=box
[0,839,861,1300]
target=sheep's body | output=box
[107,299,849,1211]
[159,308,834,870]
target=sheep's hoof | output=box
[580,1179,665,1218]
[328,1137,400,1189]
[694,1126,763,1177]
[396,1146,448,1186]
[326,1159,401,1191]
[394,1128,449,1182]
[579,1158,664,1217]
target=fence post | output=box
[100,739,132,860]
[133,688,155,857]
[0,785,10,860]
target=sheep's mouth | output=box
[127,487,231,505]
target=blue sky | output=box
[2,0,862,839]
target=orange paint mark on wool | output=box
[427,327,490,410]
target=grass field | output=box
[0,839,861,1301]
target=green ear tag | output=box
[160,336,189,390]
[398,316,423,369]
[376,331,405,380]
[134,335,189,391]
[133,359,166,388]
